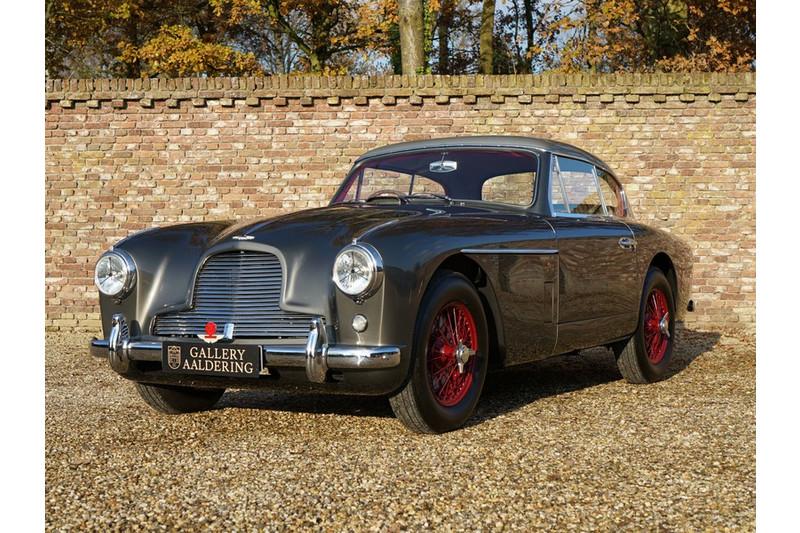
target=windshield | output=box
[332,148,538,207]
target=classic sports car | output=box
[90,136,693,433]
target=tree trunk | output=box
[523,0,534,73]
[479,0,496,74]
[398,0,424,74]
[437,0,452,73]
[125,12,141,78]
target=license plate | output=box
[162,341,262,378]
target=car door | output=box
[547,155,640,354]
[468,165,558,366]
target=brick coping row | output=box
[46,72,755,109]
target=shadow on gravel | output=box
[220,389,395,418]
[220,325,720,423]
[470,325,721,426]
[666,325,722,378]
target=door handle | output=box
[618,237,636,250]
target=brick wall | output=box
[45,73,756,333]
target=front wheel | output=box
[389,271,489,433]
[135,383,225,414]
[616,268,676,383]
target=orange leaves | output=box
[47,0,755,77]
[556,0,645,72]
[656,0,755,72]
[556,0,754,73]
[208,0,397,72]
[121,25,261,77]
[209,0,263,24]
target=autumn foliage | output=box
[557,0,755,73]
[45,0,755,77]
[117,25,261,76]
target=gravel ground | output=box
[46,328,754,531]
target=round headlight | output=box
[332,243,383,298]
[94,250,136,297]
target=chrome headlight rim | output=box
[94,249,137,298]
[332,243,384,299]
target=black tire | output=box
[616,267,676,384]
[135,383,225,414]
[389,271,489,433]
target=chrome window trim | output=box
[549,153,629,220]
[591,164,610,216]
[549,154,596,219]
[551,154,572,215]
[549,212,597,219]
[620,188,632,218]
[595,166,632,219]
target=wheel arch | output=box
[613,251,679,357]
[430,253,507,370]
[648,252,678,302]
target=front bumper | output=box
[90,314,401,385]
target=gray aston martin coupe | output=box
[90,136,693,433]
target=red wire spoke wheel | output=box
[643,288,670,364]
[615,267,676,384]
[389,271,489,433]
[427,302,478,407]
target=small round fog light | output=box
[352,314,368,333]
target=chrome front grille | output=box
[153,251,314,339]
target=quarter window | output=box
[596,169,624,217]
[551,156,605,215]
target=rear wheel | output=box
[616,268,676,383]
[390,272,489,433]
[135,383,225,414]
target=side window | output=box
[596,169,624,217]
[550,167,570,214]
[482,172,535,206]
[552,156,605,215]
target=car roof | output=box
[354,136,613,173]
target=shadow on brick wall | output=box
[219,324,721,423]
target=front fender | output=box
[99,221,233,337]
[335,211,557,379]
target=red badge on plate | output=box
[199,321,222,343]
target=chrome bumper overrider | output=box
[89,315,401,383]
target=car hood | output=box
[102,202,539,335]
[119,202,517,253]
[214,204,422,248]
[110,204,439,324]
